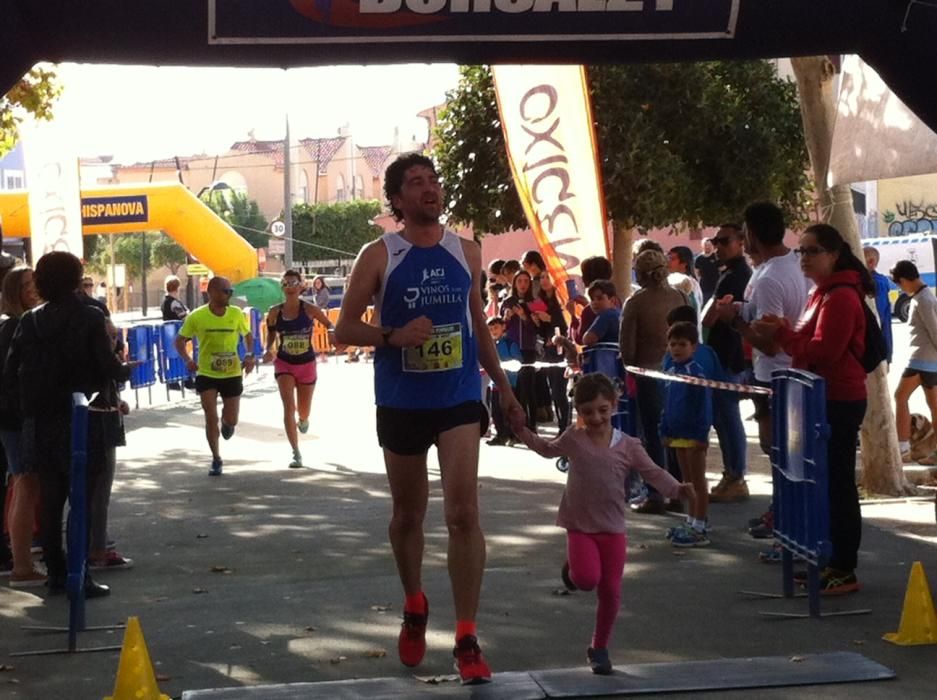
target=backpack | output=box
[826,284,887,373]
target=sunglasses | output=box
[281,279,302,288]
[82,283,94,288]
[711,236,738,246]
[794,246,828,257]
[221,288,234,295]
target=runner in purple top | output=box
[263,270,334,469]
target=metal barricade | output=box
[760,368,869,619]
[127,324,157,407]
[157,321,195,399]
[15,394,124,656]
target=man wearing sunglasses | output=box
[701,224,752,503]
[175,276,255,476]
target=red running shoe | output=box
[453,635,492,685]
[397,594,428,667]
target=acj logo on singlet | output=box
[404,267,463,309]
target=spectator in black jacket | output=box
[4,252,132,597]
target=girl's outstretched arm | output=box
[516,425,570,459]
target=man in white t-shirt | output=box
[714,204,808,534]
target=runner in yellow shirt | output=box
[175,276,255,476]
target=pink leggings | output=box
[567,530,628,649]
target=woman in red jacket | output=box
[754,224,871,595]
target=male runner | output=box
[175,276,254,476]
[335,153,524,684]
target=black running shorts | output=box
[376,401,489,456]
[195,375,244,398]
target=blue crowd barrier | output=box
[66,393,89,651]
[157,321,192,384]
[770,368,831,617]
[237,308,263,360]
[126,325,157,389]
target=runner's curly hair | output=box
[384,153,437,221]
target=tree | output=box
[434,63,811,295]
[203,190,269,249]
[149,233,187,274]
[291,200,383,262]
[1,66,61,157]
[791,56,911,497]
[87,232,158,281]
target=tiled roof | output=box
[357,145,393,176]
[300,137,347,174]
[122,156,197,170]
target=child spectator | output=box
[501,270,540,430]
[486,317,521,446]
[518,373,694,675]
[660,321,713,548]
[582,280,620,346]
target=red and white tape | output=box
[624,365,772,396]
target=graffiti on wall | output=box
[884,200,937,236]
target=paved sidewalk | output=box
[0,361,935,699]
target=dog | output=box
[909,413,937,462]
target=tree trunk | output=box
[791,56,913,497]
[612,221,634,300]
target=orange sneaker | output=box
[397,594,428,667]
[453,635,492,685]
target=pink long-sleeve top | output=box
[519,427,682,534]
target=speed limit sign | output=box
[270,220,286,237]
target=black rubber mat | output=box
[182,671,545,699]
[183,652,893,699]
[530,651,894,697]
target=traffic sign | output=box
[187,263,210,275]
[270,220,286,238]
[268,238,286,255]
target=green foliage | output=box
[87,232,159,280]
[434,62,811,234]
[433,66,526,235]
[0,66,61,157]
[149,233,188,273]
[203,190,269,248]
[291,199,383,261]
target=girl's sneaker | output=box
[587,647,612,675]
[289,451,303,469]
[671,527,711,548]
[297,419,310,434]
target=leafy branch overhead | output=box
[0,66,61,157]
[434,62,811,234]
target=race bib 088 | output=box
[402,323,463,373]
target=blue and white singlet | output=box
[374,230,480,409]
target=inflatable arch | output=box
[0,182,258,283]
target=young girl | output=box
[660,321,713,548]
[518,374,694,675]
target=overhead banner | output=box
[830,54,937,186]
[22,120,83,263]
[209,0,741,44]
[492,64,609,300]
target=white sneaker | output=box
[289,452,303,469]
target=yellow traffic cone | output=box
[883,561,937,646]
[104,616,170,700]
